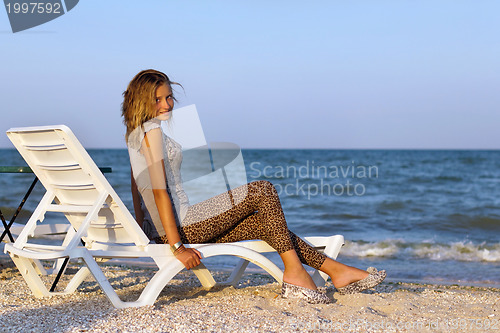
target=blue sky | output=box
[1,1,499,149]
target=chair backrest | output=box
[6,125,149,247]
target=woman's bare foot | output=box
[282,266,318,291]
[330,267,369,288]
[280,249,318,290]
[320,258,369,288]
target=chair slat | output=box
[38,164,81,171]
[24,144,67,151]
[46,204,94,213]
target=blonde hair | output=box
[122,69,180,140]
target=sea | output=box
[1,148,499,287]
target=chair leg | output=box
[191,263,217,288]
[78,250,136,308]
[222,258,250,287]
[136,245,284,308]
[9,254,51,298]
[77,251,188,308]
[48,227,76,275]
[63,266,91,293]
[32,258,48,276]
[134,258,186,307]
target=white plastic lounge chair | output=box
[1,222,69,241]
[1,222,70,273]
[4,125,344,308]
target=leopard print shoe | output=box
[281,282,331,304]
[336,267,387,295]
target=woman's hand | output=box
[175,247,202,270]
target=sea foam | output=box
[341,239,500,262]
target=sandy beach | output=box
[0,256,498,333]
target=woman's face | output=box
[155,83,174,121]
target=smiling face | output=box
[155,83,174,121]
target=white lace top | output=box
[127,118,190,235]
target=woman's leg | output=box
[179,181,293,252]
[211,217,369,288]
[207,212,322,290]
[159,180,319,290]
[156,180,373,290]
[211,216,326,268]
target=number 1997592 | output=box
[5,2,62,14]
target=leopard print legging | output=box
[155,180,327,270]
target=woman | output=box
[123,69,386,304]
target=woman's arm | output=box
[131,168,144,227]
[142,128,201,269]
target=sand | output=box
[0,256,498,333]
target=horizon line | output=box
[2,146,500,151]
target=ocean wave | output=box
[341,239,500,262]
[407,176,433,184]
[377,200,410,210]
[317,213,368,220]
[446,214,500,231]
[341,240,401,257]
[435,175,463,182]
